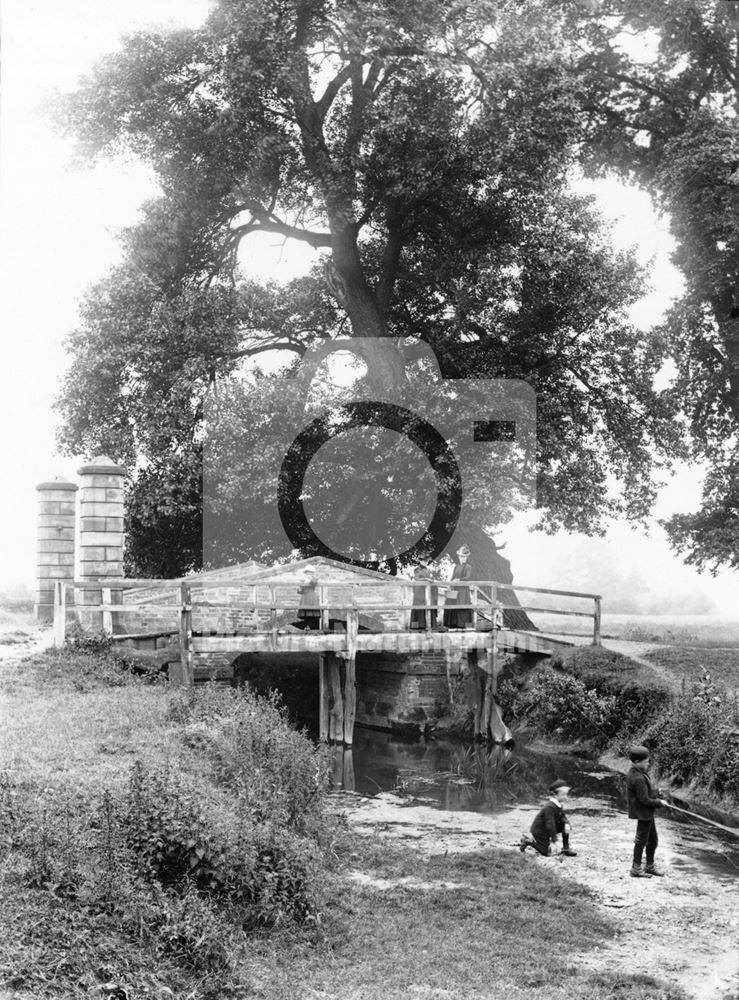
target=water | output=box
[334,728,739,879]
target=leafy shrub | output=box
[496,676,526,724]
[644,680,739,801]
[120,759,322,928]
[123,762,229,894]
[515,669,617,743]
[169,684,330,831]
[644,682,739,801]
[63,624,114,655]
[2,758,325,994]
[550,646,672,740]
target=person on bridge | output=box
[443,545,474,629]
[519,780,578,857]
[296,569,321,630]
[627,745,669,878]
[410,565,437,630]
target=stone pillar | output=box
[35,476,78,622]
[76,456,126,631]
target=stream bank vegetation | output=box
[499,645,739,809]
[0,643,689,1000]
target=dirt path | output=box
[600,638,681,687]
[335,790,739,1000]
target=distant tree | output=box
[55,0,681,576]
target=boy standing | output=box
[520,780,577,857]
[626,745,668,878]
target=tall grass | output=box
[0,648,333,998]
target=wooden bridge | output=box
[52,557,602,746]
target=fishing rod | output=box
[662,801,739,838]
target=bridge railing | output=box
[52,576,603,648]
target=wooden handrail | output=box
[61,575,604,648]
[83,576,601,601]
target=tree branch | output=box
[230,209,332,250]
[315,63,354,122]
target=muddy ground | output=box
[334,788,739,1000]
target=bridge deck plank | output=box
[191,629,555,656]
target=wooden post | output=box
[102,587,113,636]
[52,581,66,648]
[269,585,277,648]
[490,623,499,696]
[179,582,193,687]
[318,653,329,742]
[319,584,329,631]
[328,653,344,742]
[342,749,355,791]
[424,583,432,631]
[471,585,478,629]
[593,596,602,646]
[444,650,455,707]
[343,609,358,745]
[465,650,483,738]
[251,585,258,629]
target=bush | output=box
[644,683,739,801]
[121,758,323,928]
[550,646,672,741]
[515,669,617,743]
[1,757,326,994]
[170,684,330,831]
[63,624,114,656]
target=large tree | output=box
[562,0,739,570]
[55,0,680,578]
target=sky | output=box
[0,0,736,614]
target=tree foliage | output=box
[54,0,684,575]
[565,0,739,570]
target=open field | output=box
[0,607,37,636]
[530,612,739,647]
[642,646,739,695]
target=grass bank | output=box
[499,643,739,810]
[0,638,688,1000]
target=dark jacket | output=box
[626,765,663,820]
[530,799,568,847]
[443,561,474,628]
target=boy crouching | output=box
[520,780,577,858]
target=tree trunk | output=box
[455,522,537,631]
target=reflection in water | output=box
[336,728,626,812]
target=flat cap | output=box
[629,745,650,762]
[549,779,570,792]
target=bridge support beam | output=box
[328,654,344,742]
[342,609,358,746]
[464,650,484,738]
[318,653,329,741]
[320,611,359,746]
